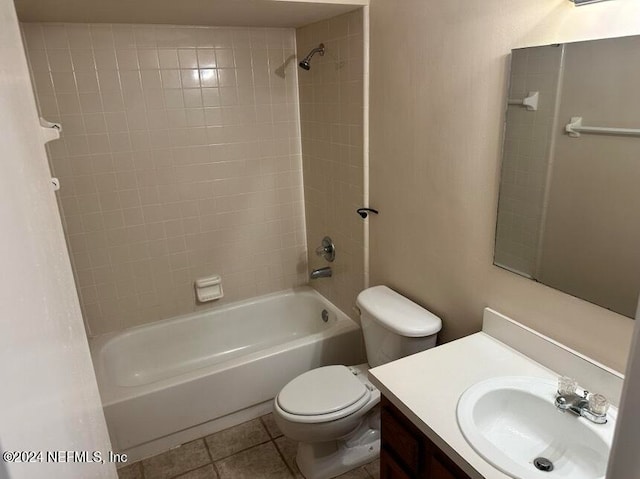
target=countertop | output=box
[368,331,560,479]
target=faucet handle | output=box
[558,376,578,396]
[315,236,335,262]
[588,393,609,416]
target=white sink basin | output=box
[456,376,617,479]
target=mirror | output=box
[494,35,640,318]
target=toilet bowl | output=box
[274,364,379,441]
[273,285,442,479]
[274,363,381,479]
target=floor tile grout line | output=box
[212,438,294,479]
[211,461,222,479]
[116,461,146,479]
[202,436,215,464]
[147,439,212,479]
[259,414,283,440]
[258,415,269,435]
[207,437,273,463]
[168,464,210,479]
[165,458,213,479]
[201,435,219,479]
[204,437,224,479]
[272,437,297,478]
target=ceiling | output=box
[14,0,366,27]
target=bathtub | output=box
[90,287,364,461]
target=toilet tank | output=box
[356,285,442,368]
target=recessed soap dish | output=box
[195,275,223,302]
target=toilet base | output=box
[295,407,380,479]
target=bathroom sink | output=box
[456,376,617,479]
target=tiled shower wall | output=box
[22,23,307,335]
[296,10,365,319]
[494,45,562,278]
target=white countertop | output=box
[368,332,559,479]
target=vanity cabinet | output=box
[381,396,473,479]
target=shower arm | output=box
[299,43,325,70]
[305,45,325,59]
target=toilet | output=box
[273,285,442,479]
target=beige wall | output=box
[369,0,640,372]
[22,23,307,336]
[296,9,365,319]
[539,36,640,318]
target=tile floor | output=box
[117,414,380,479]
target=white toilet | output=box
[273,285,442,479]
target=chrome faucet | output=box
[310,267,332,279]
[555,377,609,424]
[315,236,335,262]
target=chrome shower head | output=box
[299,59,311,70]
[298,43,325,70]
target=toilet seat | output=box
[276,365,372,424]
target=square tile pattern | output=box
[21,23,308,336]
[117,415,379,479]
[296,11,366,320]
[494,44,563,277]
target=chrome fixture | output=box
[571,0,613,5]
[533,457,554,472]
[298,43,325,70]
[310,266,332,280]
[315,236,335,262]
[555,376,609,424]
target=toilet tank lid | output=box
[356,285,442,337]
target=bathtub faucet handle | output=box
[315,236,335,262]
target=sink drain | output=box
[533,457,554,472]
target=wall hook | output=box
[356,208,379,219]
[39,117,61,144]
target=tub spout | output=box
[310,266,332,279]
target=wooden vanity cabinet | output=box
[380,396,473,479]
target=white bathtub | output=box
[90,287,364,461]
